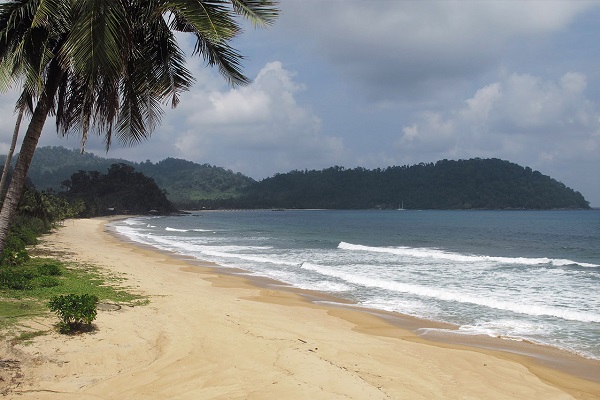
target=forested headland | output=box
[199,159,589,210]
[2,147,590,211]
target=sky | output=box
[1,1,599,206]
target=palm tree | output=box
[0,104,24,198]
[0,0,278,252]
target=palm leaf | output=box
[229,0,279,28]
[61,0,126,81]
[163,0,239,41]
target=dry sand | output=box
[1,217,599,399]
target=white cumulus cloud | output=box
[168,61,346,177]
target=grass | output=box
[13,330,47,343]
[0,257,148,333]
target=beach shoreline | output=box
[2,217,599,399]
[106,217,600,383]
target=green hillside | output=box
[2,146,255,205]
[135,158,255,204]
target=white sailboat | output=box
[398,202,406,210]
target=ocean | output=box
[111,209,600,361]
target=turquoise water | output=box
[112,210,600,360]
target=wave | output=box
[301,262,600,323]
[122,218,147,226]
[338,242,599,268]
[133,233,295,267]
[165,227,189,232]
[164,227,212,233]
[201,249,299,267]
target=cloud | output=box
[0,92,19,154]
[398,71,599,154]
[279,1,598,102]
[159,61,347,177]
[395,71,600,201]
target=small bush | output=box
[37,262,62,276]
[48,294,98,333]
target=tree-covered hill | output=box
[135,158,255,204]
[2,146,255,205]
[203,159,590,210]
[61,163,177,216]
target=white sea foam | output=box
[200,250,299,267]
[165,227,189,232]
[361,297,440,316]
[457,319,551,337]
[338,242,599,268]
[304,281,352,292]
[301,262,600,323]
[122,218,147,226]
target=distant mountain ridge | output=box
[3,146,255,204]
[2,146,590,210]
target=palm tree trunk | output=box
[0,107,24,200]
[0,97,51,252]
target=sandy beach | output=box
[1,217,599,399]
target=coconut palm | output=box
[0,105,24,198]
[0,0,278,251]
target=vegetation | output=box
[11,146,256,205]
[0,0,279,253]
[200,158,590,210]
[0,185,146,335]
[6,148,591,210]
[48,293,98,333]
[0,187,82,268]
[0,256,147,333]
[60,163,178,216]
[136,158,255,204]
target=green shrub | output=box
[37,262,62,276]
[48,294,98,333]
[0,267,33,290]
[11,224,39,245]
[34,276,60,288]
[0,235,30,267]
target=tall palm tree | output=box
[0,0,278,252]
[0,105,24,199]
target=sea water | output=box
[111,210,600,360]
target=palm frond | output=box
[229,0,279,28]
[195,35,249,86]
[164,0,239,42]
[31,0,70,34]
[61,0,126,81]
[146,15,194,107]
